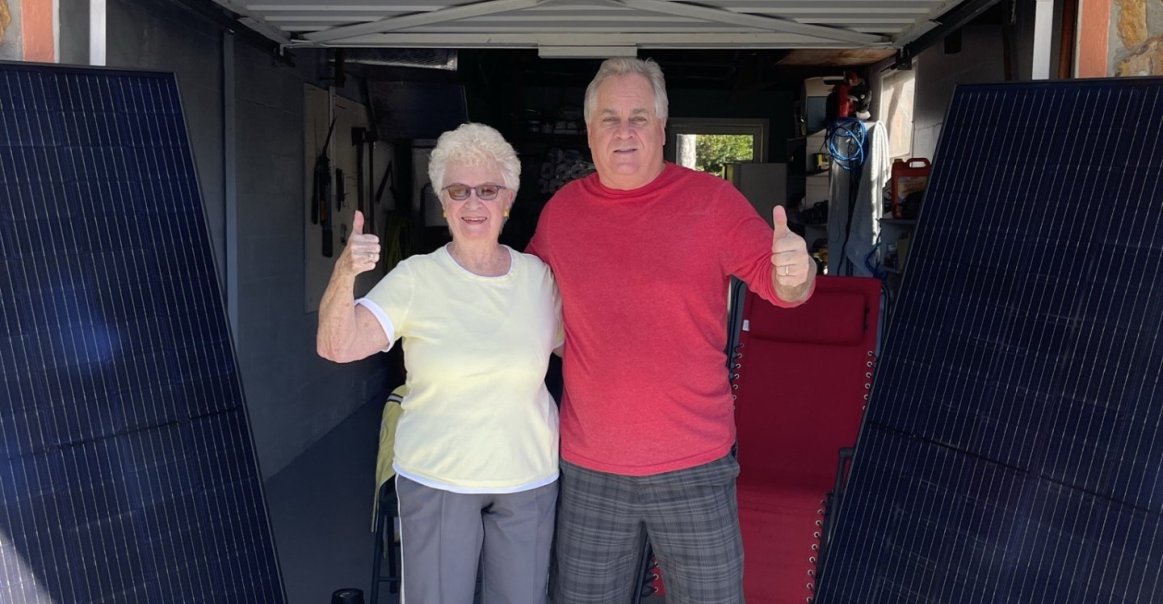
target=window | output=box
[675,134,755,177]
[665,118,768,175]
[878,69,916,159]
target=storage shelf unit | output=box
[788,130,831,271]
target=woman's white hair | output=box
[428,122,521,194]
[583,58,669,124]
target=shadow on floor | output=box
[265,398,391,604]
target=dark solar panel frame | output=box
[818,78,1163,604]
[0,63,285,603]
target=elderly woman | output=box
[317,123,561,603]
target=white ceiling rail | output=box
[727,2,935,17]
[212,0,295,44]
[247,4,444,10]
[302,0,545,43]
[614,0,888,45]
[319,31,856,47]
[891,0,962,46]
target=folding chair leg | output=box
[370,479,401,603]
[370,516,384,604]
[388,520,400,594]
[818,447,855,584]
[634,540,655,603]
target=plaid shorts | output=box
[553,455,744,604]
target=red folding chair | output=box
[733,275,881,603]
[635,276,881,603]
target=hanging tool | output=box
[310,122,321,225]
[351,127,367,216]
[367,138,376,236]
[351,126,378,235]
[357,75,381,237]
[311,118,337,257]
[374,160,395,211]
[337,167,348,245]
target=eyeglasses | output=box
[441,183,507,201]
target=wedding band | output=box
[780,265,789,276]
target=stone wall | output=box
[1112,0,1163,75]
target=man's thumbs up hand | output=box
[771,205,811,290]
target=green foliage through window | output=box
[695,135,754,176]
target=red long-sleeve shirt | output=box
[528,163,798,476]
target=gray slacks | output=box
[396,475,558,604]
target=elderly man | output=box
[527,58,815,603]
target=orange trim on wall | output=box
[1077,0,1111,77]
[21,0,54,63]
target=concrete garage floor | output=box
[265,399,387,604]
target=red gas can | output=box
[890,157,931,219]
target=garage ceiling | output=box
[211,0,969,58]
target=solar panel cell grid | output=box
[818,79,1163,603]
[1,64,283,602]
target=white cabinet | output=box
[725,162,787,228]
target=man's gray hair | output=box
[583,58,669,123]
[428,122,521,193]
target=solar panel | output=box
[817,78,1163,604]
[0,64,284,602]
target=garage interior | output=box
[3,0,1162,603]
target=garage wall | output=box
[909,0,1046,161]
[106,0,392,479]
[911,25,1007,161]
[108,0,226,275]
